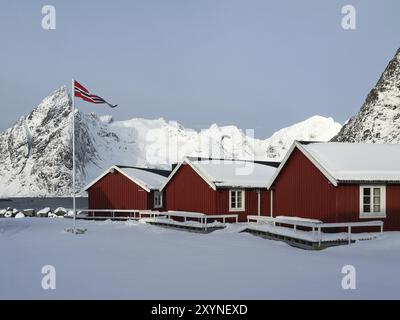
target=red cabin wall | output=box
[165,164,270,222]
[272,148,337,222]
[272,147,400,231]
[88,171,149,210]
[336,184,400,231]
[385,185,400,231]
[335,185,359,223]
[215,189,270,221]
[165,163,217,214]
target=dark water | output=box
[0,198,88,211]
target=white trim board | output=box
[84,165,152,192]
[266,141,338,189]
[229,189,246,212]
[359,185,386,219]
[160,157,217,191]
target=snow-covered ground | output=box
[1,218,399,299]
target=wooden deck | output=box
[245,216,383,250]
[242,227,353,250]
[146,220,225,233]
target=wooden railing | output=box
[73,209,164,220]
[247,215,384,246]
[154,212,239,231]
[73,209,238,231]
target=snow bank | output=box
[0,218,398,299]
[275,216,323,224]
[145,216,225,229]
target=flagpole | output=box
[71,78,76,234]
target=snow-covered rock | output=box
[4,211,12,218]
[65,210,74,217]
[77,210,88,217]
[54,207,67,216]
[37,207,51,217]
[0,209,6,216]
[333,48,400,142]
[15,213,25,219]
[0,87,341,197]
[22,209,35,217]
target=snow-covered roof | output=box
[303,142,400,182]
[268,141,400,188]
[161,158,277,190]
[85,165,169,192]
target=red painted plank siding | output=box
[335,185,359,223]
[336,184,400,231]
[215,189,270,221]
[166,163,217,214]
[385,185,400,231]
[260,190,271,217]
[272,147,400,230]
[88,171,149,210]
[165,163,270,222]
[272,148,337,222]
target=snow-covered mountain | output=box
[333,48,400,142]
[0,87,341,197]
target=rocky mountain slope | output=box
[333,48,400,142]
[0,87,341,197]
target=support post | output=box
[348,226,351,245]
[71,78,76,234]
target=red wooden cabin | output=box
[85,165,170,212]
[161,157,278,222]
[268,141,400,231]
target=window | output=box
[229,190,245,211]
[359,186,386,218]
[154,191,163,208]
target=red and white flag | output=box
[74,80,117,108]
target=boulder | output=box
[22,209,35,217]
[37,207,51,217]
[11,208,19,217]
[54,207,67,216]
[77,210,88,217]
[15,212,25,219]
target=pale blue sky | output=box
[0,0,399,137]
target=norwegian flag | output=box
[74,80,117,108]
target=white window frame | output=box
[359,185,386,219]
[229,189,245,212]
[154,191,163,209]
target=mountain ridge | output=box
[0,87,341,197]
[332,48,400,142]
